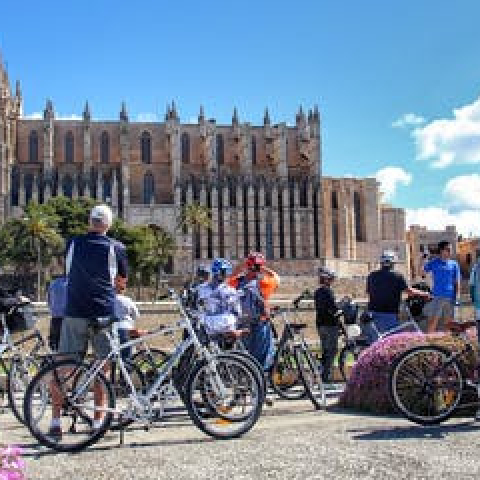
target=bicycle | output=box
[267,291,326,409]
[389,321,479,426]
[337,297,424,382]
[0,290,51,425]
[23,288,264,452]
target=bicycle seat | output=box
[290,323,307,332]
[88,316,119,331]
[224,328,250,339]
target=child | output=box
[114,276,139,363]
[314,267,339,383]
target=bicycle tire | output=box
[269,343,306,400]
[7,355,43,425]
[295,346,326,410]
[185,354,263,439]
[389,345,464,426]
[228,351,267,403]
[24,358,115,453]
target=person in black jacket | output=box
[314,267,339,383]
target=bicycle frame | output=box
[68,292,226,417]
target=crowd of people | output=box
[42,203,480,437]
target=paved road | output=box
[1,396,480,479]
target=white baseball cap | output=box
[90,204,113,227]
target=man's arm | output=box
[405,286,431,299]
[230,260,248,278]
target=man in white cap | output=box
[49,204,128,439]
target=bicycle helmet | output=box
[210,258,233,276]
[196,264,210,278]
[318,266,336,280]
[380,250,396,267]
[246,252,266,269]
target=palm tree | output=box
[20,206,63,301]
[177,203,211,276]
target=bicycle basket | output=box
[5,305,37,333]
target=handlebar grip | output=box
[157,294,170,301]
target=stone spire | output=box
[83,101,91,123]
[198,105,205,123]
[15,80,21,99]
[313,104,320,122]
[296,105,306,125]
[232,107,239,126]
[120,101,128,122]
[171,100,178,121]
[263,107,271,126]
[43,98,54,121]
[308,108,313,123]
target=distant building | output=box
[406,225,457,281]
[457,238,480,278]
[0,55,407,276]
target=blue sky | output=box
[1,0,480,234]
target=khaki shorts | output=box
[58,316,111,360]
[424,297,454,330]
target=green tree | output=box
[0,206,63,299]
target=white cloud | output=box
[23,112,83,121]
[413,95,480,168]
[135,113,159,123]
[375,166,412,201]
[406,207,480,237]
[392,113,425,128]
[23,112,42,120]
[444,174,480,210]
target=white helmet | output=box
[380,250,396,266]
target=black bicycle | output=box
[389,322,478,425]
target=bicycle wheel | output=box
[295,347,326,410]
[269,343,306,400]
[390,345,464,426]
[7,355,43,424]
[24,359,115,452]
[185,354,263,439]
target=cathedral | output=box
[0,56,407,275]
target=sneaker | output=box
[47,425,63,442]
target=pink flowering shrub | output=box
[338,330,477,414]
[0,446,26,480]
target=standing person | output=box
[114,275,139,364]
[187,265,211,309]
[469,254,480,328]
[46,275,67,352]
[314,267,339,383]
[423,241,461,332]
[366,251,431,343]
[49,204,128,439]
[228,252,279,371]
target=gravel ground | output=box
[2,396,480,479]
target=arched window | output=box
[181,132,190,164]
[100,131,109,164]
[24,173,34,204]
[251,136,256,165]
[331,191,338,210]
[354,191,364,241]
[65,131,74,163]
[143,172,155,204]
[103,175,112,202]
[29,130,38,163]
[216,134,224,166]
[141,131,151,164]
[62,175,74,198]
[332,220,340,258]
[11,167,19,206]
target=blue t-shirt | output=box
[424,258,460,301]
[65,232,128,318]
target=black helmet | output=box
[196,265,210,278]
[318,266,336,280]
